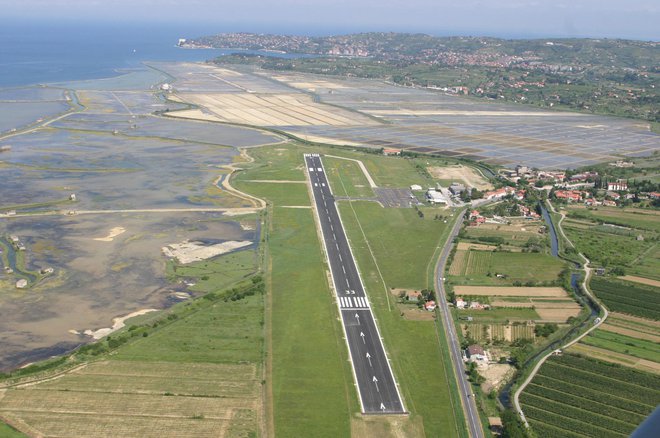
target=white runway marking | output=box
[338,295,370,308]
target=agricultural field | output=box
[448,250,566,285]
[460,308,540,323]
[461,323,535,343]
[566,206,660,233]
[463,222,547,248]
[521,353,660,438]
[605,312,660,341]
[580,330,660,363]
[590,277,660,321]
[453,286,570,298]
[0,284,266,438]
[561,214,659,280]
[454,286,581,323]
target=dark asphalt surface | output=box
[435,209,484,438]
[305,153,405,415]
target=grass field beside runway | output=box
[323,156,375,198]
[236,143,466,436]
[233,145,355,437]
[337,201,465,437]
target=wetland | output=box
[0,66,282,371]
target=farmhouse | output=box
[16,279,28,289]
[455,297,467,309]
[469,301,488,310]
[424,300,437,311]
[406,290,422,302]
[465,344,488,364]
[518,205,540,218]
[382,148,401,156]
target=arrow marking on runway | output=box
[366,352,372,367]
[360,332,365,344]
[373,376,379,392]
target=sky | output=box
[1,0,658,40]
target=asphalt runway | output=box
[304,153,405,415]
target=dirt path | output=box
[217,149,267,210]
[513,200,607,429]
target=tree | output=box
[470,188,483,200]
[534,323,558,337]
[501,410,529,438]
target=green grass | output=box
[0,423,27,438]
[235,144,354,437]
[449,251,566,286]
[337,202,464,436]
[563,219,658,275]
[237,180,310,206]
[464,227,543,247]
[338,202,450,290]
[233,147,307,182]
[464,250,491,275]
[581,330,660,362]
[338,152,433,188]
[167,248,258,294]
[237,143,475,436]
[459,308,540,322]
[323,156,375,198]
[268,207,353,437]
[112,293,264,364]
[567,206,660,233]
[632,244,660,280]
[0,253,266,436]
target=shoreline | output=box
[83,308,159,340]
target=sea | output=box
[0,20,308,88]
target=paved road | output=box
[305,153,405,415]
[435,209,484,438]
